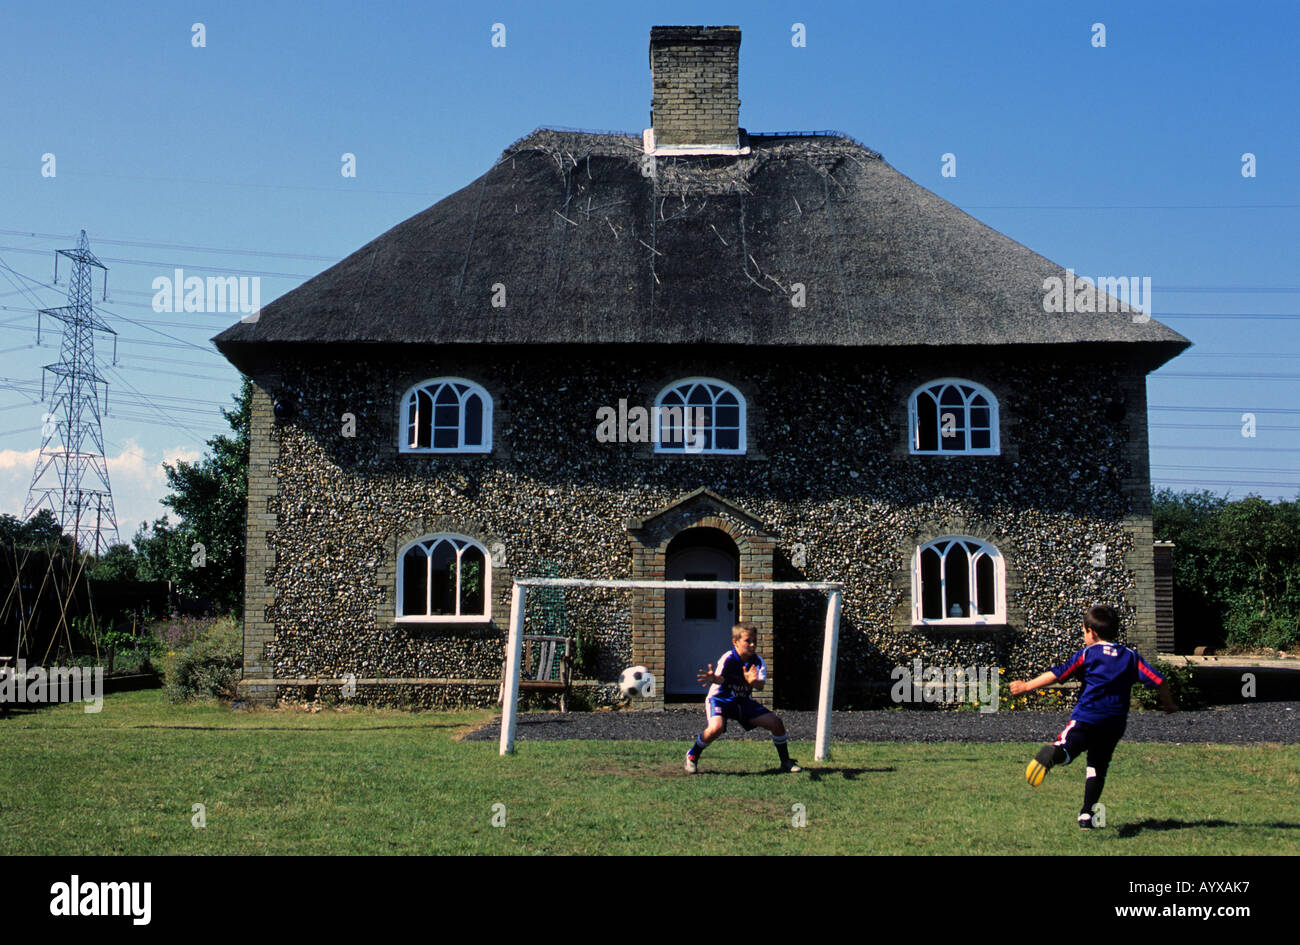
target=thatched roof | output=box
[214,128,1189,366]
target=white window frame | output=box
[399,378,492,453]
[652,377,746,455]
[913,536,1005,625]
[908,378,999,455]
[396,534,492,623]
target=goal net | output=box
[500,578,843,761]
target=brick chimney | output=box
[648,26,741,151]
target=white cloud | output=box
[0,446,40,472]
[0,441,204,544]
[0,448,41,522]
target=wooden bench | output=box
[499,634,575,712]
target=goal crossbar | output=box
[500,578,843,761]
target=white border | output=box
[395,533,493,623]
[908,377,1000,455]
[398,377,493,454]
[652,376,747,455]
[912,536,1006,625]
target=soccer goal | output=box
[500,578,843,760]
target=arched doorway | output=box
[665,528,739,697]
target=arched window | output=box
[653,378,745,454]
[401,378,491,453]
[397,534,491,621]
[909,379,998,454]
[914,537,1004,624]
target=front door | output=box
[666,547,738,695]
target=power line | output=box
[1160,287,1300,294]
[0,163,436,198]
[98,350,220,368]
[1151,444,1300,453]
[101,365,207,440]
[1150,464,1299,475]
[106,411,223,428]
[114,363,235,383]
[0,227,338,262]
[1153,372,1300,379]
[0,256,52,314]
[0,320,226,353]
[107,315,239,332]
[1153,478,1298,490]
[965,203,1300,210]
[1180,353,1300,359]
[0,264,222,355]
[0,244,310,280]
[1158,313,1300,319]
[95,304,217,355]
[115,336,221,353]
[1151,406,1300,414]
[0,375,226,406]
[1,303,248,331]
[8,285,260,313]
[1152,422,1300,431]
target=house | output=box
[213,26,1189,709]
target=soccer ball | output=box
[619,665,655,698]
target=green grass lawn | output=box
[3,691,1297,855]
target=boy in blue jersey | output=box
[684,623,801,774]
[1010,604,1177,828]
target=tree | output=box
[0,509,74,551]
[1152,489,1230,647]
[136,379,251,613]
[1214,497,1300,619]
[1154,488,1300,650]
[88,542,141,582]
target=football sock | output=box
[1034,744,1068,769]
[1027,743,1070,786]
[688,735,707,760]
[772,734,791,764]
[1081,765,1107,815]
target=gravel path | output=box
[465,702,1300,744]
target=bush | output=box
[997,670,1078,712]
[1224,603,1300,653]
[101,628,158,674]
[1134,657,1204,710]
[163,614,241,702]
[574,627,599,678]
[152,614,216,650]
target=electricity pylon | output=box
[22,230,120,555]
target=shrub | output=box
[163,614,241,702]
[1134,657,1204,710]
[151,615,215,651]
[566,688,593,712]
[1224,603,1300,653]
[574,627,599,678]
[102,613,165,673]
[997,670,1078,712]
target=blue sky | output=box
[2,0,1297,541]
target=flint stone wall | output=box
[237,348,1155,709]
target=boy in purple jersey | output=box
[1010,604,1177,827]
[684,623,801,774]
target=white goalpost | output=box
[500,578,843,761]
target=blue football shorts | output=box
[1053,716,1127,770]
[707,695,772,730]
